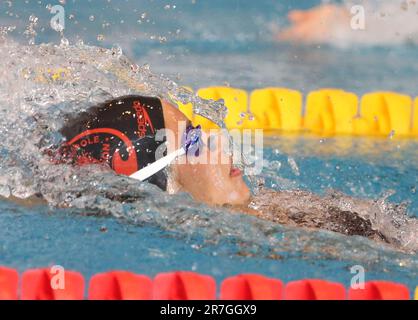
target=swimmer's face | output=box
[175,130,251,206]
[161,101,250,206]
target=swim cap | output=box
[58,95,168,190]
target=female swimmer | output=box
[55,95,418,251]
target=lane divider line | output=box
[0,267,414,300]
[177,87,418,137]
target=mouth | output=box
[229,166,242,178]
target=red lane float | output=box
[0,267,18,300]
[21,268,84,300]
[0,266,414,300]
[285,279,346,300]
[220,274,283,300]
[153,271,216,300]
[348,281,410,300]
[89,271,153,300]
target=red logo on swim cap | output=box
[133,100,155,137]
[67,128,139,176]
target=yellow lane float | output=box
[304,89,358,135]
[173,87,418,137]
[249,88,302,131]
[413,97,418,136]
[196,87,248,129]
[361,92,413,137]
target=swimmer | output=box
[277,1,418,46]
[278,3,350,44]
[55,95,251,206]
[54,95,418,252]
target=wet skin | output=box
[5,99,414,251]
[162,101,417,251]
[277,4,350,44]
[161,100,251,206]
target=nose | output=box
[206,131,232,166]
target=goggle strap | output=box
[129,146,185,182]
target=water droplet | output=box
[111,45,123,58]
[60,37,69,47]
[287,157,300,176]
[388,130,395,139]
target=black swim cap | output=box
[59,95,168,190]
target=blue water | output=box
[262,137,418,217]
[0,0,417,294]
[1,137,417,293]
[2,0,418,93]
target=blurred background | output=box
[1,1,417,289]
[2,0,418,94]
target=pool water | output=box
[1,136,417,291]
[0,0,417,292]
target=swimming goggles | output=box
[129,124,202,182]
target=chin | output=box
[227,182,251,205]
